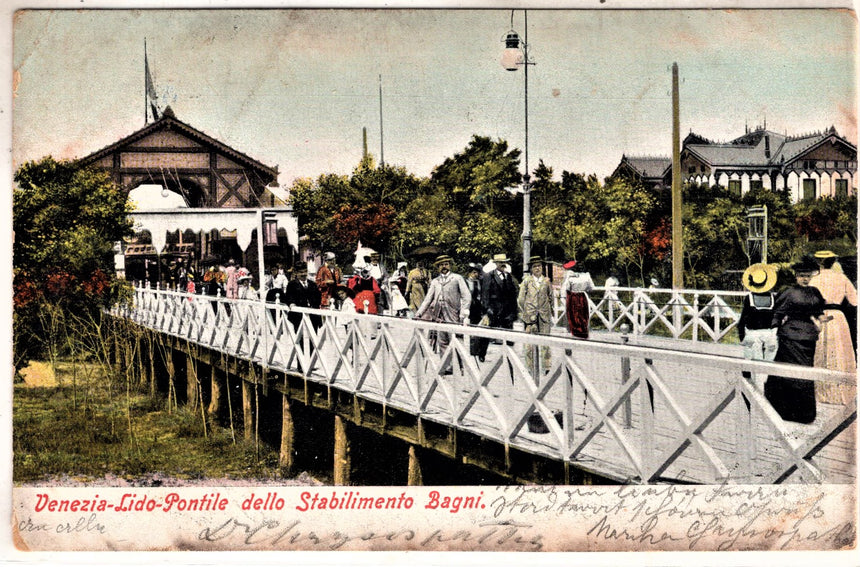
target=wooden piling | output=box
[187,355,199,410]
[279,395,295,476]
[242,380,255,441]
[407,445,423,486]
[333,415,351,485]
[208,365,223,418]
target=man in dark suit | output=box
[481,253,518,332]
[284,261,323,334]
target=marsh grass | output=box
[13,360,282,484]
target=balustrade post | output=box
[672,292,682,339]
[692,294,700,342]
[563,348,574,456]
[640,359,656,482]
[620,324,632,428]
[735,373,756,481]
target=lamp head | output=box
[501,30,523,71]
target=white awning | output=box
[129,207,298,253]
[128,184,189,209]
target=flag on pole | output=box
[145,41,159,121]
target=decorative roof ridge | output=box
[77,109,278,179]
[625,154,671,160]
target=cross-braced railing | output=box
[113,286,855,484]
[555,286,746,343]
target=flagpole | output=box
[144,38,149,124]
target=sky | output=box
[10,5,858,188]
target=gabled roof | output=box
[615,155,671,180]
[77,106,278,183]
[683,126,856,169]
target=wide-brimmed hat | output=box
[324,251,336,261]
[563,260,577,270]
[792,256,820,275]
[492,253,510,263]
[467,262,482,272]
[528,255,543,267]
[335,284,355,298]
[741,263,778,293]
[814,250,837,259]
[434,254,453,266]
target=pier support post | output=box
[279,395,295,476]
[333,415,351,485]
[242,381,255,441]
[187,356,199,410]
[407,445,423,486]
[208,365,223,419]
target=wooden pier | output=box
[111,287,857,486]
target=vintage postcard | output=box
[5,0,859,562]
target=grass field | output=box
[13,360,297,485]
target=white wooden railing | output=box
[112,286,856,485]
[145,281,745,344]
[555,286,745,343]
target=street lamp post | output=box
[501,10,535,274]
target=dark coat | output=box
[481,270,518,328]
[284,278,322,331]
[466,276,484,325]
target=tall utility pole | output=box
[671,63,683,290]
[521,10,531,275]
[378,74,385,167]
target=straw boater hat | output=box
[434,254,453,266]
[492,253,510,264]
[814,250,837,259]
[741,263,777,293]
[528,255,543,267]
[324,251,336,261]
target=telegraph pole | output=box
[671,63,683,289]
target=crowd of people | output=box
[145,247,856,429]
[737,251,857,426]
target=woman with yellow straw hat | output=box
[738,263,779,365]
[810,250,857,404]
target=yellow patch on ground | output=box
[19,361,58,387]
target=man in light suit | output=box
[415,254,471,374]
[518,256,554,373]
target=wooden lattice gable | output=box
[77,106,278,208]
[776,127,857,169]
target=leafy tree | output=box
[13,156,133,372]
[794,194,857,247]
[396,187,461,258]
[331,202,398,251]
[431,135,522,217]
[288,173,354,256]
[532,171,601,265]
[591,177,657,286]
[289,157,425,260]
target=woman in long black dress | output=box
[765,256,826,424]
